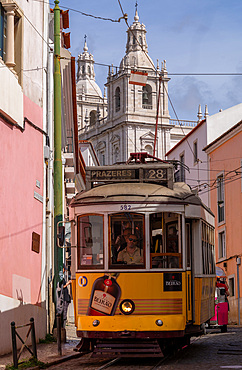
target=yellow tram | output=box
[68,154,216,354]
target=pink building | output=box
[204,121,242,324]
[166,104,242,324]
[0,0,50,354]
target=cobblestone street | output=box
[2,324,242,369]
[46,327,242,370]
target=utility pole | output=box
[53,0,63,292]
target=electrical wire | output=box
[33,0,121,22]
[22,11,51,49]
[189,165,242,193]
[198,173,242,197]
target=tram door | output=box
[186,221,193,322]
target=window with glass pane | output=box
[218,230,226,259]
[193,141,198,164]
[180,154,185,182]
[217,174,224,223]
[77,215,104,268]
[109,213,144,268]
[150,212,182,269]
[201,221,215,274]
[228,276,235,296]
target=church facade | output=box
[77,10,197,165]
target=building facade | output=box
[166,103,242,208]
[78,10,197,164]
[204,121,242,324]
[166,103,242,324]
[0,0,50,354]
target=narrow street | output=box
[47,327,242,369]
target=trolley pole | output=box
[53,0,63,294]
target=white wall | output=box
[207,103,242,145]
[0,63,23,126]
[0,294,47,355]
[166,121,209,207]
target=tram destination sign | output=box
[88,166,168,183]
[90,168,136,181]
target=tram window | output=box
[186,222,191,268]
[201,221,215,275]
[150,212,182,269]
[77,215,104,268]
[109,213,144,268]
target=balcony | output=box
[169,119,197,128]
[142,104,153,109]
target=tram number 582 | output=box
[120,205,131,210]
[145,169,166,179]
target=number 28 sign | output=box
[144,168,167,180]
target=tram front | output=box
[68,162,215,352]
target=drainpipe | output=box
[237,257,241,325]
[53,0,63,292]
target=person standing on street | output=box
[62,264,72,328]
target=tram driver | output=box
[117,234,143,264]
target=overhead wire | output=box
[197,173,242,197]
[190,165,242,193]
[33,0,121,22]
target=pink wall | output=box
[209,129,242,324]
[209,130,242,265]
[0,95,44,305]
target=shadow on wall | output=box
[0,301,47,356]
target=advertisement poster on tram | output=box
[87,273,121,316]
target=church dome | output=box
[76,40,103,98]
[119,10,155,71]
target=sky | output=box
[58,0,242,121]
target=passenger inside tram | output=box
[117,234,143,264]
[110,213,144,265]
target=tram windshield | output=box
[77,215,104,268]
[150,212,182,269]
[76,212,182,269]
[110,213,144,268]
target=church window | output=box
[142,84,152,109]
[133,36,136,44]
[101,153,105,165]
[115,86,120,112]
[90,110,97,125]
[139,35,142,45]
[113,146,119,164]
[88,65,91,75]
[82,65,85,74]
[144,144,153,156]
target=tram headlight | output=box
[119,299,135,315]
[92,320,100,327]
[155,319,163,327]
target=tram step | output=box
[92,339,164,358]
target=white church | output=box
[76,9,201,165]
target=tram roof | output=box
[70,182,203,207]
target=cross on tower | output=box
[135,1,138,11]
[84,34,87,44]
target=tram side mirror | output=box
[57,225,65,247]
